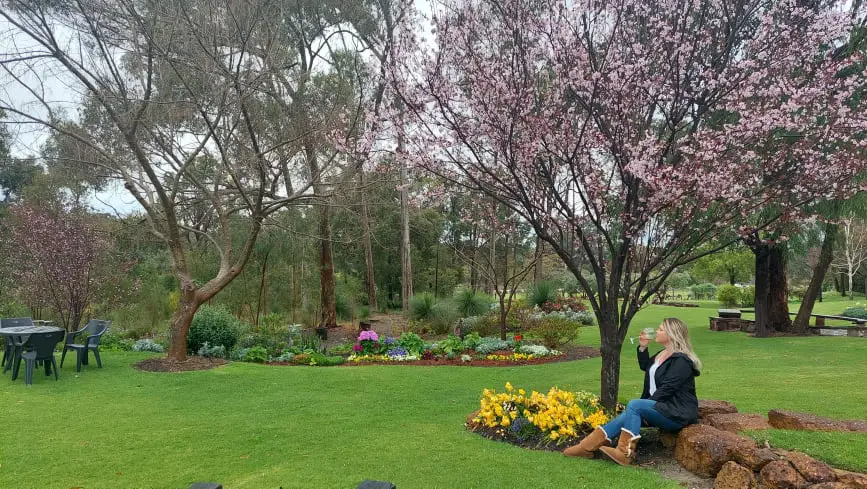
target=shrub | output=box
[242,346,269,363]
[740,286,756,307]
[187,305,241,354]
[717,285,742,308]
[197,342,227,358]
[271,351,295,362]
[462,332,483,350]
[335,293,353,321]
[327,342,355,356]
[842,306,867,319]
[428,301,460,334]
[316,355,345,366]
[475,338,509,354]
[790,286,808,302]
[101,332,134,351]
[397,332,425,355]
[530,316,580,349]
[690,283,717,300]
[453,288,492,317]
[132,339,164,353]
[438,335,465,354]
[356,305,371,320]
[409,293,437,321]
[528,281,557,308]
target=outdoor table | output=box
[0,326,65,378]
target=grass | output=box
[1,302,866,489]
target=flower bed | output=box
[466,383,616,450]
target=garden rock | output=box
[674,424,756,477]
[713,461,756,489]
[805,483,853,489]
[733,447,780,471]
[781,451,836,483]
[704,413,771,433]
[760,460,809,489]
[699,400,739,418]
[768,410,867,433]
[834,469,867,489]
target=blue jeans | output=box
[600,399,683,439]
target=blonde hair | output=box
[661,318,702,372]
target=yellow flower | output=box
[505,382,513,392]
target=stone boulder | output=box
[714,461,756,489]
[760,460,809,489]
[834,469,867,489]
[699,400,739,418]
[674,423,756,477]
[704,413,771,433]
[806,483,854,489]
[733,447,781,471]
[782,451,836,483]
[768,410,867,433]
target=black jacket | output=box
[637,347,700,426]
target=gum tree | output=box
[0,0,333,360]
[389,0,867,406]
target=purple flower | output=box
[353,343,363,352]
[384,336,396,345]
[358,330,379,341]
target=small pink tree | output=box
[9,203,132,331]
[388,0,867,406]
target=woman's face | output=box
[655,324,670,346]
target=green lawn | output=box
[1,303,865,489]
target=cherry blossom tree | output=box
[8,203,133,331]
[388,0,867,406]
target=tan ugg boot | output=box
[599,428,641,466]
[562,427,611,458]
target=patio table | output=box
[0,326,65,378]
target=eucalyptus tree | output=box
[0,0,339,360]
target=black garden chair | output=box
[11,329,65,385]
[61,319,110,372]
[1,317,34,373]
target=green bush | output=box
[100,332,134,351]
[409,293,437,321]
[428,300,459,334]
[528,281,557,308]
[187,305,241,354]
[453,288,492,317]
[437,335,465,354]
[335,293,353,321]
[397,332,425,355]
[790,286,808,302]
[357,305,371,320]
[717,285,742,308]
[740,286,756,307]
[462,332,483,350]
[242,346,269,363]
[842,306,867,319]
[530,316,580,349]
[691,283,717,300]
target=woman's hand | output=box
[638,332,651,349]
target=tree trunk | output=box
[794,222,838,333]
[360,172,378,311]
[399,126,413,309]
[754,242,791,337]
[319,201,337,328]
[256,251,269,326]
[470,225,479,291]
[487,232,497,295]
[598,310,622,409]
[534,236,544,284]
[498,295,507,340]
[167,287,200,362]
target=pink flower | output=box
[358,330,379,342]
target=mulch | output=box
[134,356,228,372]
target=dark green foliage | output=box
[335,292,353,321]
[453,288,492,317]
[428,301,459,334]
[528,281,557,308]
[717,285,742,308]
[529,316,580,349]
[187,305,241,353]
[409,293,437,320]
[842,306,867,319]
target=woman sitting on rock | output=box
[563,317,702,465]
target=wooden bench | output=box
[800,313,867,327]
[742,310,866,327]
